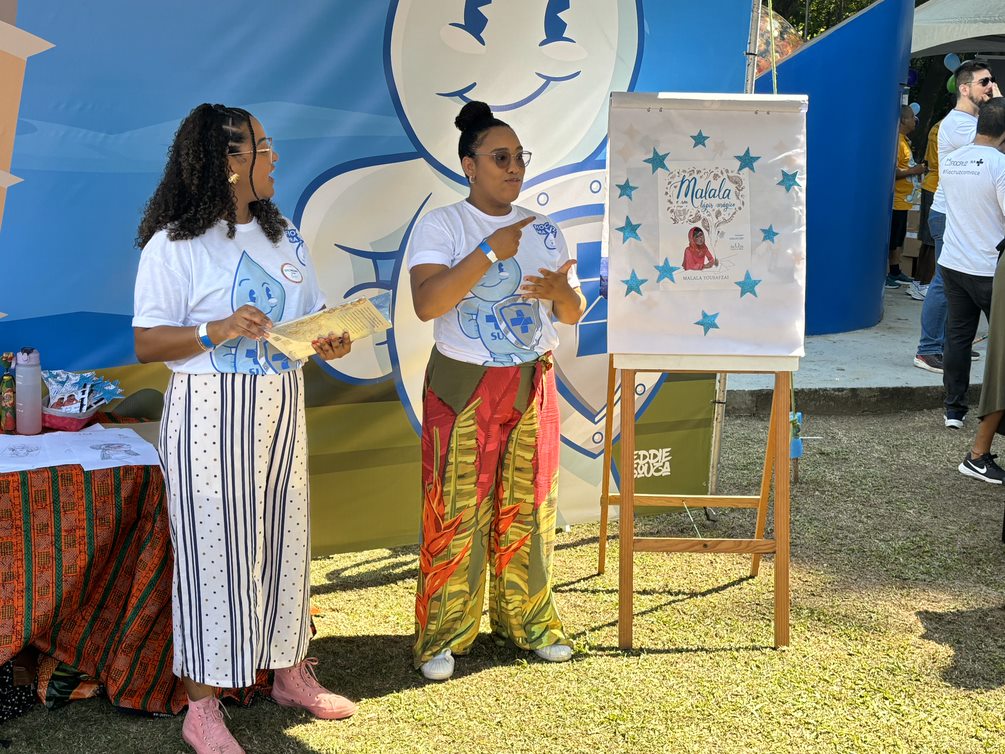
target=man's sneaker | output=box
[913,353,943,373]
[890,271,914,284]
[906,281,928,300]
[959,452,1005,484]
[944,413,966,429]
[971,350,981,360]
[884,275,901,289]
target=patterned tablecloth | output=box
[0,464,261,714]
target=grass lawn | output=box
[4,409,1004,753]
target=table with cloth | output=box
[0,461,263,715]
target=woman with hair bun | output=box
[133,104,357,753]
[408,101,586,681]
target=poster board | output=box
[607,92,808,363]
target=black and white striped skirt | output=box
[159,370,312,688]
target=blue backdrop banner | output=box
[2,0,754,543]
[756,0,915,334]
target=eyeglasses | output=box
[470,150,532,169]
[965,76,996,87]
[229,137,274,158]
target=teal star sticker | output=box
[760,225,779,243]
[734,147,761,172]
[615,178,638,200]
[615,216,642,243]
[643,147,670,173]
[694,310,720,336]
[654,258,681,283]
[690,130,710,148]
[734,270,762,298]
[777,170,800,192]
[622,270,648,296]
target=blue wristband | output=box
[197,322,215,350]
[477,239,498,263]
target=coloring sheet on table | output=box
[0,434,56,472]
[0,426,159,472]
[59,428,160,471]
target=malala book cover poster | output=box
[661,163,750,290]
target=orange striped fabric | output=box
[0,465,265,714]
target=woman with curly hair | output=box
[133,103,356,754]
[408,101,585,681]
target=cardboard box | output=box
[906,208,921,234]
[902,234,922,259]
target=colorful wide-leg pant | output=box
[160,371,312,687]
[413,349,571,667]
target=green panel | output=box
[96,362,717,555]
[306,399,421,556]
[612,374,717,515]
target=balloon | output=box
[944,53,961,72]
[909,102,921,115]
[907,68,919,87]
[947,75,957,94]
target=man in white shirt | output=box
[914,60,1000,375]
[938,97,1005,434]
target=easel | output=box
[598,353,795,650]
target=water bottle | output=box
[15,347,42,435]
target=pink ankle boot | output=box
[182,695,245,754]
[270,657,357,720]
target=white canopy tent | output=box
[911,0,1005,57]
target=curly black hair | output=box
[136,103,287,248]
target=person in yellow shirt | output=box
[889,104,927,289]
[909,120,942,292]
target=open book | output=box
[265,294,392,361]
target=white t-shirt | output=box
[133,219,325,374]
[407,201,579,366]
[938,144,1005,277]
[930,108,978,215]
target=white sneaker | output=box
[906,281,928,301]
[533,644,573,663]
[944,414,965,429]
[420,649,454,681]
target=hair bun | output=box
[455,101,495,132]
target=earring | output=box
[228,172,240,185]
[467,174,475,184]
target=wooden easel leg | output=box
[618,368,637,650]
[598,355,617,575]
[773,371,792,648]
[749,397,777,578]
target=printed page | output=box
[56,427,161,471]
[266,295,392,361]
[0,433,57,472]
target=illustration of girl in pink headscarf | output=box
[682,227,718,270]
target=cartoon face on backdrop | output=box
[296,0,648,461]
[388,0,641,180]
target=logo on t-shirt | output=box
[285,228,307,264]
[281,263,303,283]
[532,221,559,250]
